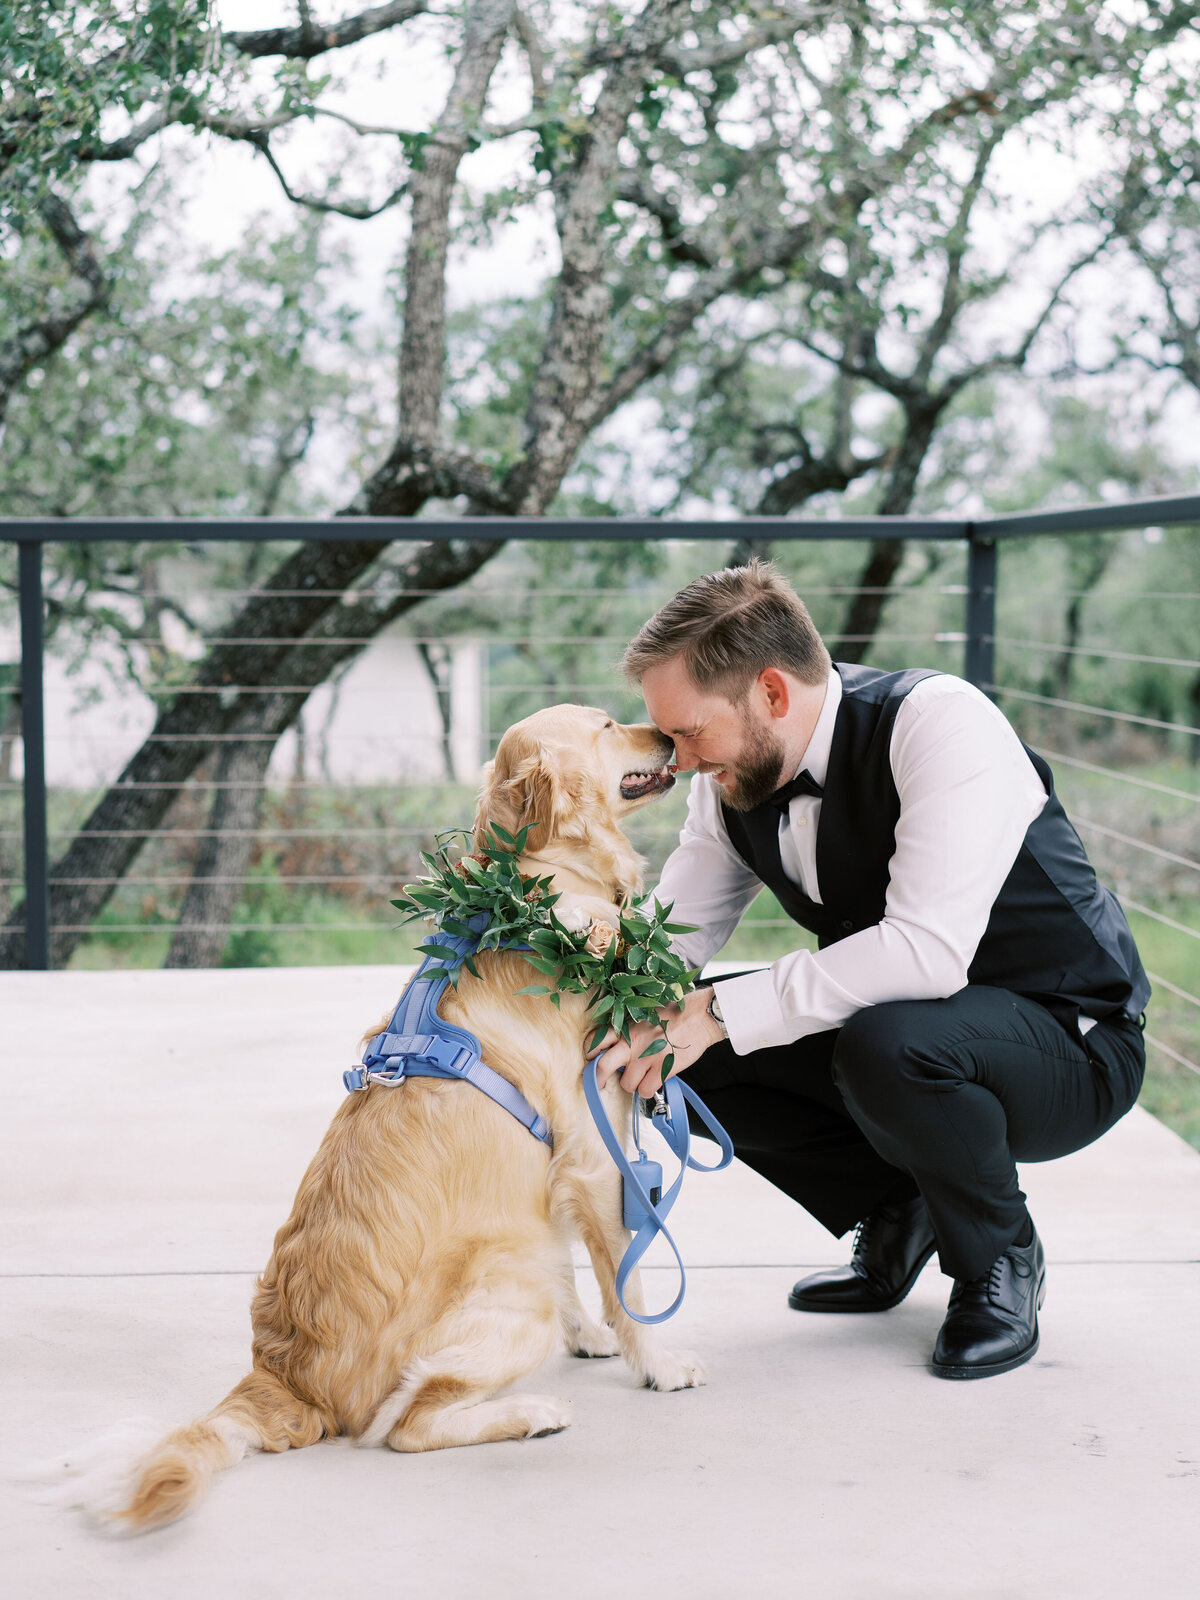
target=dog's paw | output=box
[642,1350,707,1392]
[569,1320,621,1359]
[519,1396,572,1438]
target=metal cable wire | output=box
[1071,816,1200,875]
[988,684,1200,738]
[1022,591,1200,602]
[57,923,401,934]
[2,875,412,887]
[1031,747,1200,806]
[1144,1032,1200,1078]
[59,583,963,601]
[100,628,968,649]
[991,638,1200,670]
[1144,969,1200,1011]
[1124,899,1200,942]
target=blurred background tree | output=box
[0,0,1197,983]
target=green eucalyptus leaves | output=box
[391,824,699,1080]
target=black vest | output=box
[720,663,1150,1026]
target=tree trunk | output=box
[163,733,276,968]
[417,641,456,781]
[1053,536,1116,700]
[0,533,503,968]
[832,405,941,661]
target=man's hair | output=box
[622,559,831,699]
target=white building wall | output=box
[2,624,486,789]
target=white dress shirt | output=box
[652,670,1054,1056]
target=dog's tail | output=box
[66,1370,327,1534]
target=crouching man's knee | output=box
[831,1000,963,1120]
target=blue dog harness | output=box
[343,930,553,1148]
[343,919,736,1323]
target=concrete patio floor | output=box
[3,965,1199,1600]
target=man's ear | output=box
[758,667,791,720]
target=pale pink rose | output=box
[585,919,617,958]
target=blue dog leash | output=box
[583,1058,734,1325]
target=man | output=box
[594,561,1148,1380]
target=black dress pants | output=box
[684,984,1146,1281]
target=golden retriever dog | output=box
[71,705,699,1533]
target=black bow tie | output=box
[768,768,824,813]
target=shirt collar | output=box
[793,668,840,789]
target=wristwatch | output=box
[707,988,729,1038]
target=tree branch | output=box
[613,176,715,266]
[657,5,831,75]
[502,0,697,513]
[911,134,1001,391]
[588,212,821,430]
[245,128,410,219]
[346,441,515,515]
[225,0,430,60]
[0,194,109,428]
[396,0,515,446]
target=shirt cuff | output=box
[712,967,792,1055]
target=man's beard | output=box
[717,719,788,812]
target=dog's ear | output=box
[474,737,573,853]
[473,759,501,850]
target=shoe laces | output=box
[850,1213,874,1262]
[949,1254,1005,1311]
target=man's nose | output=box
[671,739,699,772]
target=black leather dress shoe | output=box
[788,1195,937,1313]
[931,1224,1046,1380]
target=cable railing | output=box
[2,496,1198,1093]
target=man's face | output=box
[640,656,788,813]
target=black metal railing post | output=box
[18,537,50,970]
[964,527,997,694]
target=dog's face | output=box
[476,704,675,852]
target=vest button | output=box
[841,919,854,931]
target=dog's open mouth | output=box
[620,764,676,801]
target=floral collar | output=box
[392,824,698,1073]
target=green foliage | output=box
[0,0,218,222]
[0,194,376,685]
[392,825,699,1078]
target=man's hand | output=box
[588,986,724,1095]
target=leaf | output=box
[660,1053,675,1085]
[514,984,552,996]
[638,1037,668,1058]
[419,934,464,960]
[404,887,442,908]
